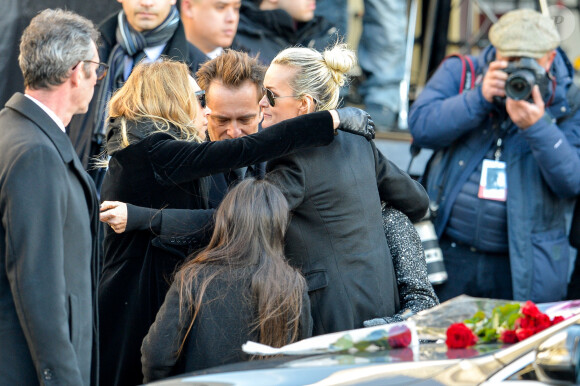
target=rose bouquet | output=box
[445,301,565,349]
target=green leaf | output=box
[353,341,372,351]
[465,311,486,324]
[365,330,391,349]
[507,313,520,329]
[492,303,521,330]
[331,334,354,351]
[480,327,498,343]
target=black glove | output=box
[336,107,375,140]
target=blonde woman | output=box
[260,44,430,335]
[98,59,373,386]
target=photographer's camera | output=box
[503,58,549,101]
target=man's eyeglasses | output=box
[79,60,109,81]
[195,90,206,109]
[262,87,297,107]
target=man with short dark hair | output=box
[180,0,241,58]
[68,0,207,189]
[410,9,580,303]
[196,50,266,206]
[0,9,101,385]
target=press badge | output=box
[478,159,507,201]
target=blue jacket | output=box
[409,46,580,302]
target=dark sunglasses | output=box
[80,60,109,81]
[195,90,206,108]
[262,87,297,107]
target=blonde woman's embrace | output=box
[97,59,375,386]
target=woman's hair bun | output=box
[322,43,356,87]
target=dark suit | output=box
[266,131,429,335]
[0,93,100,385]
[208,163,265,208]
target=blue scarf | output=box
[94,6,180,139]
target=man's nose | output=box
[227,124,243,139]
[225,7,237,22]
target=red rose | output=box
[515,328,535,341]
[499,329,518,344]
[515,316,531,329]
[534,313,551,333]
[446,323,478,349]
[521,301,542,319]
[551,316,565,325]
[387,325,413,348]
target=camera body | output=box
[503,57,549,101]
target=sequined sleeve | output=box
[364,206,439,326]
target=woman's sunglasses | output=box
[262,87,297,107]
[195,90,206,108]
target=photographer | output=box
[409,9,580,303]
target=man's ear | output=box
[545,50,557,72]
[181,0,193,17]
[70,64,84,87]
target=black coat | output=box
[234,2,338,65]
[266,132,429,335]
[141,266,312,381]
[67,12,209,172]
[0,94,100,385]
[98,112,334,386]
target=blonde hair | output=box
[108,59,203,148]
[271,43,356,111]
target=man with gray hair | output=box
[409,9,580,303]
[0,9,101,385]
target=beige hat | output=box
[489,9,560,58]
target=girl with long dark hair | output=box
[141,179,310,381]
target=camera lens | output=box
[414,220,448,285]
[505,70,536,101]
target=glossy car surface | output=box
[148,298,580,385]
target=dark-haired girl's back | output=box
[141,179,313,382]
[141,265,311,381]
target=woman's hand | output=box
[334,107,376,140]
[100,201,128,234]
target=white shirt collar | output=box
[123,43,167,81]
[144,44,166,61]
[24,94,66,133]
[206,47,224,59]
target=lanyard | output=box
[494,137,503,161]
[492,116,511,161]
